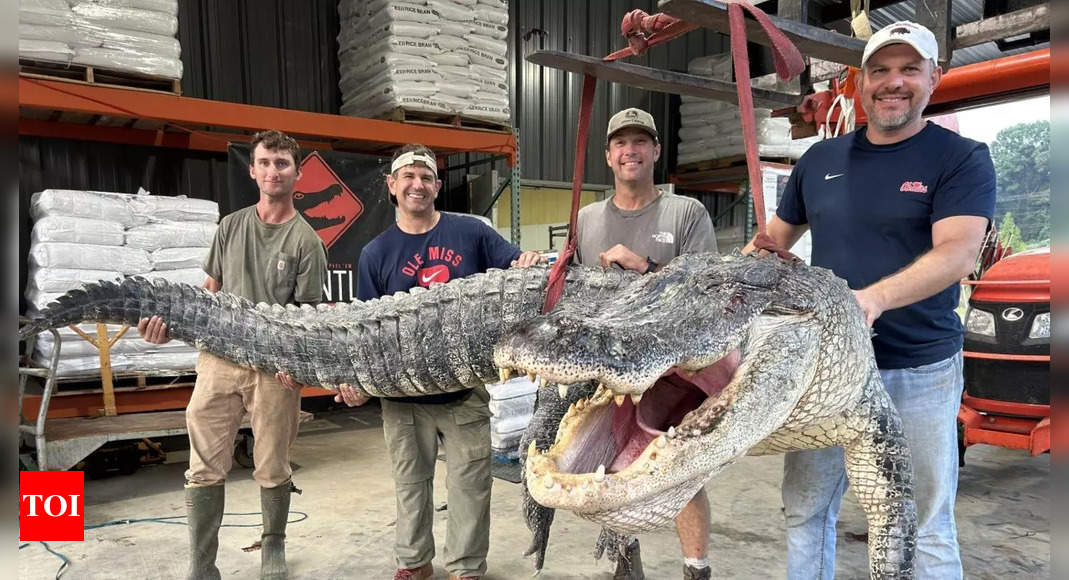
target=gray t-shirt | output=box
[576,190,717,267]
[204,205,328,305]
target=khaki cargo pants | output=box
[184,352,300,488]
[381,385,492,578]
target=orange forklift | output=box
[958,234,1050,462]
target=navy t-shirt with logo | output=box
[777,122,995,369]
[357,212,522,402]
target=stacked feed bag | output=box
[337,0,511,125]
[676,54,794,167]
[487,376,537,461]
[25,190,217,376]
[19,0,183,80]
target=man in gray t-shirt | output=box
[576,108,717,580]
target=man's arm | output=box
[742,216,809,255]
[853,215,987,326]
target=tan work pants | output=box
[184,353,300,488]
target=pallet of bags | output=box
[676,54,798,168]
[337,0,511,126]
[19,0,183,83]
[24,189,218,377]
[487,376,537,461]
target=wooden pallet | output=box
[675,154,795,185]
[19,58,181,95]
[384,107,511,133]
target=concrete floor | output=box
[19,403,1049,579]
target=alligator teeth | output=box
[543,474,556,489]
[594,464,606,482]
[692,429,702,437]
[540,376,547,388]
[655,435,667,448]
[630,393,642,405]
[527,439,538,458]
[613,394,626,407]
[576,398,587,410]
[667,426,677,438]
[526,372,535,381]
[566,402,576,416]
[499,368,512,383]
[558,383,569,399]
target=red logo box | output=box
[20,471,85,541]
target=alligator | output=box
[19,252,916,578]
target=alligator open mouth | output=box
[532,349,741,477]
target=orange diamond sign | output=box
[294,152,364,249]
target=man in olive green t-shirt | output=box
[139,130,327,580]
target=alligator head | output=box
[495,252,875,532]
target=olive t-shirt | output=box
[204,205,327,305]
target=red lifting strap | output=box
[542,3,804,314]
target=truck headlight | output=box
[965,308,995,336]
[1029,312,1049,339]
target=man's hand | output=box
[276,372,307,392]
[853,288,887,328]
[511,251,545,268]
[335,383,372,407]
[599,244,649,273]
[137,316,172,344]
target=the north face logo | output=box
[295,152,364,249]
[900,181,928,194]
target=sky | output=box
[954,95,1050,144]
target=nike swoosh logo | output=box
[420,272,443,284]
[825,173,844,180]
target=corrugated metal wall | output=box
[511,0,729,185]
[178,0,341,112]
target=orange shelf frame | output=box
[18,76,517,165]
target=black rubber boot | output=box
[613,538,645,580]
[260,482,292,580]
[185,485,224,580]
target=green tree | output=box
[997,213,1024,254]
[989,120,1050,247]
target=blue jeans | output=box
[782,352,964,579]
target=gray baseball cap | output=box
[606,108,658,143]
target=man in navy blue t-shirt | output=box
[342,144,541,580]
[745,22,994,579]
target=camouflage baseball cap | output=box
[606,107,658,143]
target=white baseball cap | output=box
[861,21,939,67]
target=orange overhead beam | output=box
[928,48,1050,110]
[18,76,517,164]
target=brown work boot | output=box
[613,538,645,580]
[683,564,712,580]
[393,563,433,580]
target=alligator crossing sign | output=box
[294,152,364,250]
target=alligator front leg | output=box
[843,374,917,579]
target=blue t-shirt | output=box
[357,212,522,402]
[777,122,995,369]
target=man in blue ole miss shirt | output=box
[745,22,995,579]
[339,144,541,580]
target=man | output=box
[744,22,995,579]
[576,108,718,580]
[139,130,328,580]
[337,144,541,580]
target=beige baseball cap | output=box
[861,21,939,67]
[606,107,658,143]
